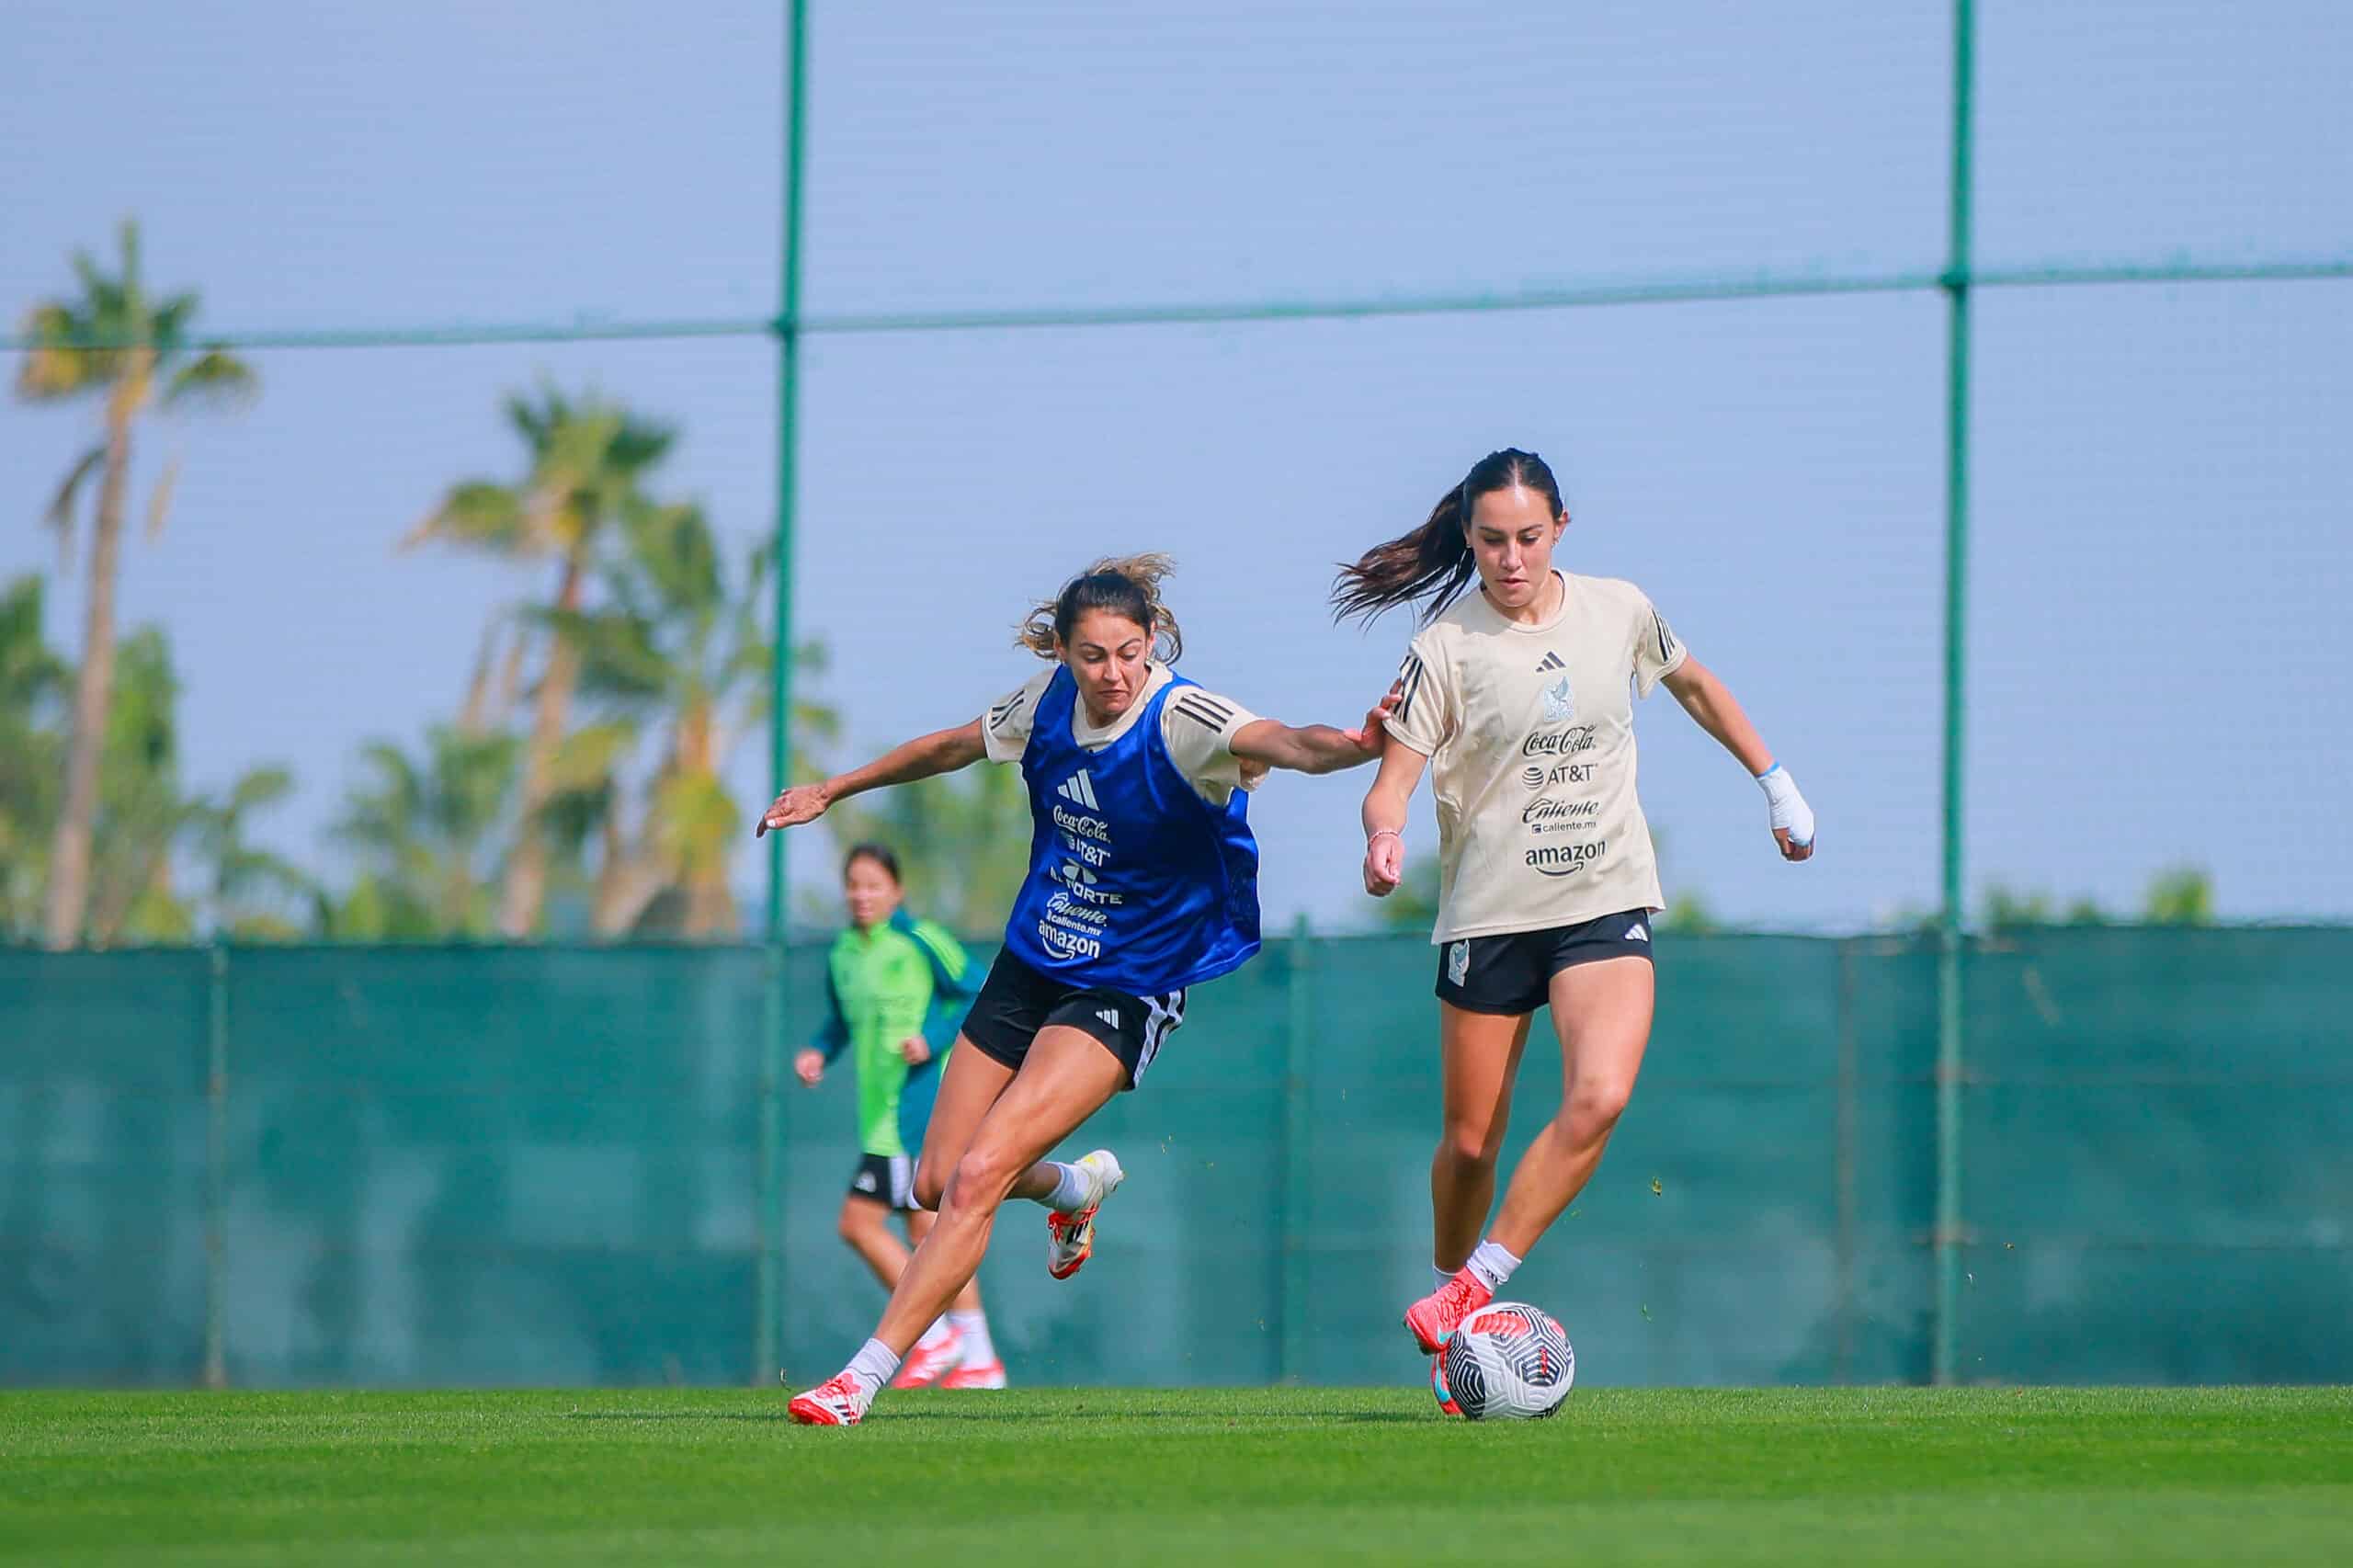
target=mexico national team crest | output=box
[1541,674,1574,723]
[1448,940,1471,986]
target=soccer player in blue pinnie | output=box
[758,555,1397,1425]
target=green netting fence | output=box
[5,928,2345,1389]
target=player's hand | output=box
[1364,831,1404,897]
[1339,679,1405,756]
[756,783,831,837]
[899,1035,932,1066]
[793,1049,824,1086]
[1756,764,1815,863]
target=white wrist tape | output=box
[1756,763,1814,847]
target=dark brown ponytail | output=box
[1017,553,1184,663]
[1331,448,1565,625]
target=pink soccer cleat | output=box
[1430,1354,1462,1417]
[890,1327,965,1389]
[787,1370,873,1426]
[1404,1268,1494,1355]
[1046,1150,1124,1280]
[938,1358,1008,1390]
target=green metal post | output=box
[1933,0,1975,1388]
[204,944,229,1389]
[756,0,813,1388]
[1279,914,1316,1383]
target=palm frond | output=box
[143,453,181,543]
[227,764,297,812]
[150,292,199,352]
[42,443,106,565]
[538,606,671,701]
[546,720,639,792]
[404,482,525,552]
[15,304,107,399]
[162,347,257,411]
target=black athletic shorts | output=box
[1434,909,1655,1016]
[961,949,1187,1091]
[847,1152,917,1211]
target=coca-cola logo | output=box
[1521,725,1597,758]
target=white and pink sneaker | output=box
[1046,1150,1124,1280]
[890,1326,965,1390]
[938,1358,1008,1390]
[786,1369,875,1426]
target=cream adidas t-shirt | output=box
[981,662,1262,806]
[1383,572,1687,943]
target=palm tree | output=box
[186,767,315,940]
[0,576,67,937]
[544,502,790,937]
[15,220,256,949]
[326,727,522,939]
[2143,867,2215,926]
[406,384,675,938]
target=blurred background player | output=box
[796,842,1005,1390]
[1337,449,1816,1396]
[759,554,1397,1425]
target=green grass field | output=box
[5,1387,2348,1566]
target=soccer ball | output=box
[1437,1301,1574,1420]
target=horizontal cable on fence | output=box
[5,256,2349,353]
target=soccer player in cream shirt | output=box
[1335,448,1817,1384]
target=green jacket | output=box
[813,910,972,1157]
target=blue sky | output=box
[4,0,2348,933]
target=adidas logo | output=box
[1097,1007,1122,1029]
[1627,923,1649,942]
[1056,770,1101,810]
[1538,651,1565,672]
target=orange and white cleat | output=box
[786,1370,874,1426]
[938,1358,1008,1390]
[1046,1149,1124,1280]
[1404,1268,1494,1355]
[890,1327,965,1389]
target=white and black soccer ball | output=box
[1438,1301,1574,1420]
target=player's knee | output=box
[1566,1076,1634,1140]
[835,1203,873,1245]
[1438,1119,1503,1171]
[912,1158,948,1213]
[943,1146,1020,1216]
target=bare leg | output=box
[872,1027,1125,1356]
[1429,1006,1534,1270]
[903,1208,983,1313]
[1486,958,1655,1258]
[910,1038,1015,1211]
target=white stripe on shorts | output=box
[1132,989,1187,1085]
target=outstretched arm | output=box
[1661,658,1815,862]
[1228,682,1403,778]
[755,720,987,836]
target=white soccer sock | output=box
[1432,1264,1454,1293]
[1465,1238,1522,1292]
[949,1309,997,1366]
[1036,1161,1091,1213]
[845,1336,901,1393]
[914,1316,955,1351]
